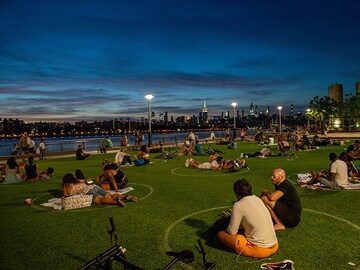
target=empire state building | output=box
[203,101,208,124]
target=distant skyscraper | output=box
[328,83,343,103]
[249,103,254,116]
[164,111,168,124]
[290,104,294,117]
[266,106,270,115]
[202,101,208,123]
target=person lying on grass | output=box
[260,168,302,231]
[218,158,247,171]
[217,179,278,258]
[185,156,223,170]
[63,173,138,207]
[243,146,272,158]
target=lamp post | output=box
[231,102,237,139]
[277,106,283,133]
[306,109,311,131]
[145,94,154,146]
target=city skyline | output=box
[1,0,360,123]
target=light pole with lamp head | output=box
[145,94,154,146]
[231,102,237,139]
[306,109,311,131]
[277,106,283,133]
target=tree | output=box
[343,94,360,130]
[308,96,341,132]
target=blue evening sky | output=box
[1,0,360,123]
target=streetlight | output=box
[145,94,154,146]
[231,102,237,139]
[277,106,283,133]
[306,109,311,131]
[231,102,237,128]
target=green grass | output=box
[1,141,360,270]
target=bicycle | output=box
[153,148,178,159]
[204,144,224,155]
[80,216,195,270]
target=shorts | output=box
[134,159,145,166]
[235,235,278,258]
[273,201,300,227]
[87,186,109,202]
[198,162,211,169]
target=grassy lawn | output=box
[0,141,359,270]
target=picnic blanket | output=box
[41,187,134,210]
[297,174,360,190]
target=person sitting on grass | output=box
[134,145,150,166]
[179,137,192,155]
[347,140,360,160]
[339,151,359,179]
[194,140,203,155]
[260,168,302,231]
[24,156,50,181]
[305,152,348,190]
[78,167,138,203]
[228,138,237,149]
[149,140,164,153]
[0,157,22,184]
[62,173,127,207]
[76,144,90,160]
[217,179,278,258]
[97,159,131,192]
[185,156,223,170]
[114,148,133,166]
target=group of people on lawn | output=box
[216,168,302,258]
[1,155,54,183]
[303,140,360,189]
[7,130,358,260]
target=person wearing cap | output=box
[260,168,302,231]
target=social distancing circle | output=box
[171,166,250,177]
[31,182,154,212]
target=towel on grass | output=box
[297,174,360,190]
[41,187,134,210]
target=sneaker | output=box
[185,159,190,167]
[261,260,295,270]
[126,195,139,202]
[114,197,126,207]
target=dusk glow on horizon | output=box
[1,0,360,123]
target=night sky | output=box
[1,0,360,123]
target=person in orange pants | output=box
[217,179,278,258]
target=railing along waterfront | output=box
[0,130,231,157]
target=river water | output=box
[0,130,242,156]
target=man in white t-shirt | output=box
[114,148,132,166]
[217,179,278,258]
[307,152,348,189]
